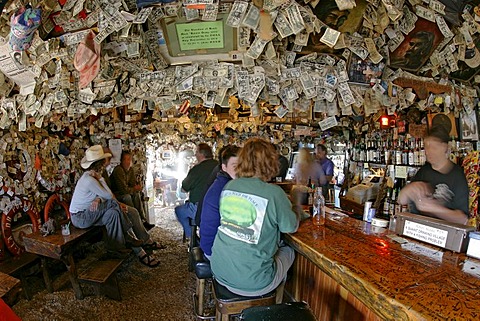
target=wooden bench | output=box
[0,272,21,305]
[78,256,127,301]
[0,252,42,300]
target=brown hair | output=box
[198,143,213,159]
[236,138,278,181]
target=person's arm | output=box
[275,186,300,233]
[181,167,196,193]
[398,181,433,205]
[414,198,468,224]
[110,167,136,195]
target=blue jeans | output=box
[175,201,197,237]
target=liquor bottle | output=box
[312,187,325,226]
[408,137,415,165]
[383,188,391,220]
[413,138,420,166]
[402,136,409,165]
[419,138,426,165]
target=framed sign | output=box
[158,13,242,65]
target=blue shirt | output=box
[200,171,231,256]
[319,158,334,177]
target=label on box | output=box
[403,220,448,247]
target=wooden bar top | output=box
[284,210,480,321]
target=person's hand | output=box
[415,197,443,214]
[120,203,128,213]
[90,198,101,211]
[89,170,101,180]
[398,181,433,205]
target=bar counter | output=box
[284,210,480,320]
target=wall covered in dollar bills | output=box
[0,0,479,210]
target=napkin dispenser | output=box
[395,212,475,253]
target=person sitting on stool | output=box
[211,138,299,298]
[175,143,218,239]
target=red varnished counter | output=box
[284,210,480,320]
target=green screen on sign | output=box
[176,21,224,51]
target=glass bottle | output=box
[312,187,325,226]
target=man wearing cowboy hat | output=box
[69,145,162,267]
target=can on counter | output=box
[363,201,373,222]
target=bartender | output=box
[398,126,469,224]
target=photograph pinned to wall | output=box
[347,54,386,85]
[302,0,367,54]
[460,110,479,141]
[389,18,444,72]
[427,112,458,139]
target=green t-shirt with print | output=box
[210,177,298,293]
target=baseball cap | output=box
[9,6,41,51]
[74,30,101,89]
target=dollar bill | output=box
[294,30,309,46]
[184,8,199,21]
[388,31,404,52]
[236,70,250,99]
[281,67,301,80]
[63,30,91,46]
[284,3,305,34]
[324,87,336,102]
[274,12,294,39]
[242,4,260,30]
[429,0,445,15]
[435,15,454,38]
[266,77,280,95]
[149,8,165,23]
[320,28,341,48]
[133,7,153,24]
[226,1,249,28]
[246,37,269,59]
[279,85,298,103]
[202,4,218,21]
[245,73,265,104]
[337,82,355,106]
[364,38,383,64]
[415,5,436,22]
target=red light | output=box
[380,115,389,128]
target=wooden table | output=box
[284,209,480,320]
[23,226,101,300]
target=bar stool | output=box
[213,279,277,321]
[239,302,317,321]
[192,247,214,320]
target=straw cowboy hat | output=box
[80,145,112,169]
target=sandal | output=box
[138,254,160,268]
[144,241,167,251]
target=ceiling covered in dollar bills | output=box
[0,0,478,138]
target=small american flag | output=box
[179,100,190,115]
